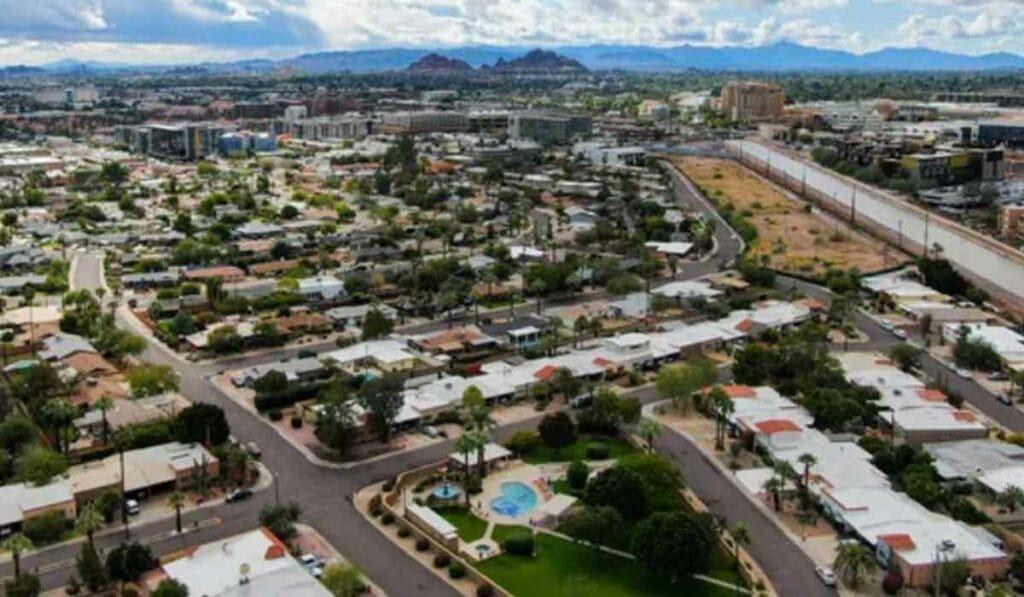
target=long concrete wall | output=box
[726,140,1024,310]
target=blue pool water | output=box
[489,481,538,517]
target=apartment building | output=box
[720,82,785,122]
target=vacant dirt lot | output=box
[674,156,896,278]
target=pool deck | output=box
[474,462,565,526]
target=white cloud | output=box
[897,12,1020,42]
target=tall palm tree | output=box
[3,533,33,581]
[454,433,477,509]
[76,503,104,551]
[712,391,735,451]
[635,419,662,452]
[529,279,546,315]
[168,491,186,534]
[762,477,784,512]
[797,453,818,495]
[95,395,115,446]
[833,543,877,589]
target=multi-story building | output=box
[978,122,1024,149]
[720,81,785,122]
[117,123,223,161]
[380,110,469,134]
[269,115,373,141]
[509,111,591,144]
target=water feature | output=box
[489,481,538,517]
[433,482,461,501]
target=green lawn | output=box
[490,523,528,546]
[437,508,488,543]
[523,434,638,464]
[477,533,736,597]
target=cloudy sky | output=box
[0,0,1020,65]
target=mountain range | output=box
[8,42,1024,76]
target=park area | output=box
[673,156,894,278]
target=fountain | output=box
[432,472,462,501]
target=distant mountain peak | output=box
[407,52,473,73]
[488,49,588,73]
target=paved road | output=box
[30,168,838,597]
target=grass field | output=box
[477,533,737,597]
[437,508,489,542]
[523,434,638,464]
[674,156,896,278]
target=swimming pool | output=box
[489,481,538,517]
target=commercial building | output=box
[720,82,785,122]
[115,123,224,161]
[380,111,468,134]
[509,111,591,144]
[269,115,373,141]
[978,121,1024,149]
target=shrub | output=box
[381,512,395,525]
[268,409,283,422]
[368,494,382,512]
[433,553,450,568]
[566,460,589,490]
[290,416,303,429]
[369,505,382,517]
[448,562,466,579]
[502,531,535,556]
[23,510,71,544]
[505,430,540,455]
[585,443,610,460]
[476,584,495,597]
[397,526,411,538]
[382,479,396,492]
[881,570,904,595]
[415,538,430,552]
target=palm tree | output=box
[762,477,784,512]
[168,491,186,534]
[76,503,104,551]
[833,543,877,589]
[772,460,797,510]
[710,390,734,451]
[3,533,33,581]
[797,453,818,495]
[95,395,115,445]
[454,433,477,508]
[529,279,546,315]
[635,419,662,452]
[466,404,495,481]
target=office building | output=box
[509,111,592,144]
[720,82,785,122]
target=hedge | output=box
[501,531,535,556]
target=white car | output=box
[815,565,837,587]
[125,499,141,516]
[893,329,908,340]
[299,553,320,567]
[879,319,894,331]
[955,368,973,379]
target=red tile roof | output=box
[721,385,757,398]
[879,533,916,551]
[260,527,288,560]
[952,410,978,423]
[734,319,757,333]
[754,419,801,434]
[916,389,947,402]
[534,364,559,381]
[795,298,826,311]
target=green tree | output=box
[75,540,108,593]
[174,403,229,446]
[168,491,186,534]
[833,543,877,589]
[616,454,684,512]
[635,419,662,452]
[321,563,364,597]
[357,373,404,444]
[0,416,36,454]
[3,533,33,581]
[566,460,589,491]
[126,364,180,398]
[631,511,716,581]
[259,503,301,542]
[94,396,115,445]
[315,385,360,456]
[656,358,717,413]
[18,446,68,486]
[997,485,1024,513]
[561,506,627,552]
[105,541,156,583]
[584,466,649,521]
[888,343,922,373]
[152,578,189,597]
[538,412,576,456]
[361,307,394,340]
[76,503,104,552]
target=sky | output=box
[0,0,1021,66]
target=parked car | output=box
[299,553,323,568]
[245,442,262,459]
[422,425,441,439]
[125,499,141,516]
[879,319,895,331]
[569,393,593,409]
[997,393,1014,406]
[988,371,1009,381]
[893,329,908,340]
[815,565,837,587]
[955,368,973,379]
[226,488,253,503]
[297,350,317,359]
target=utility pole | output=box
[120,445,129,540]
[923,212,931,258]
[850,186,857,226]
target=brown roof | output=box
[184,266,245,280]
[754,419,801,434]
[273,313,333,334]
[249,260,300,276]
[879,533,916,551]
[72,374,129,407]
[63,352,118,377]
